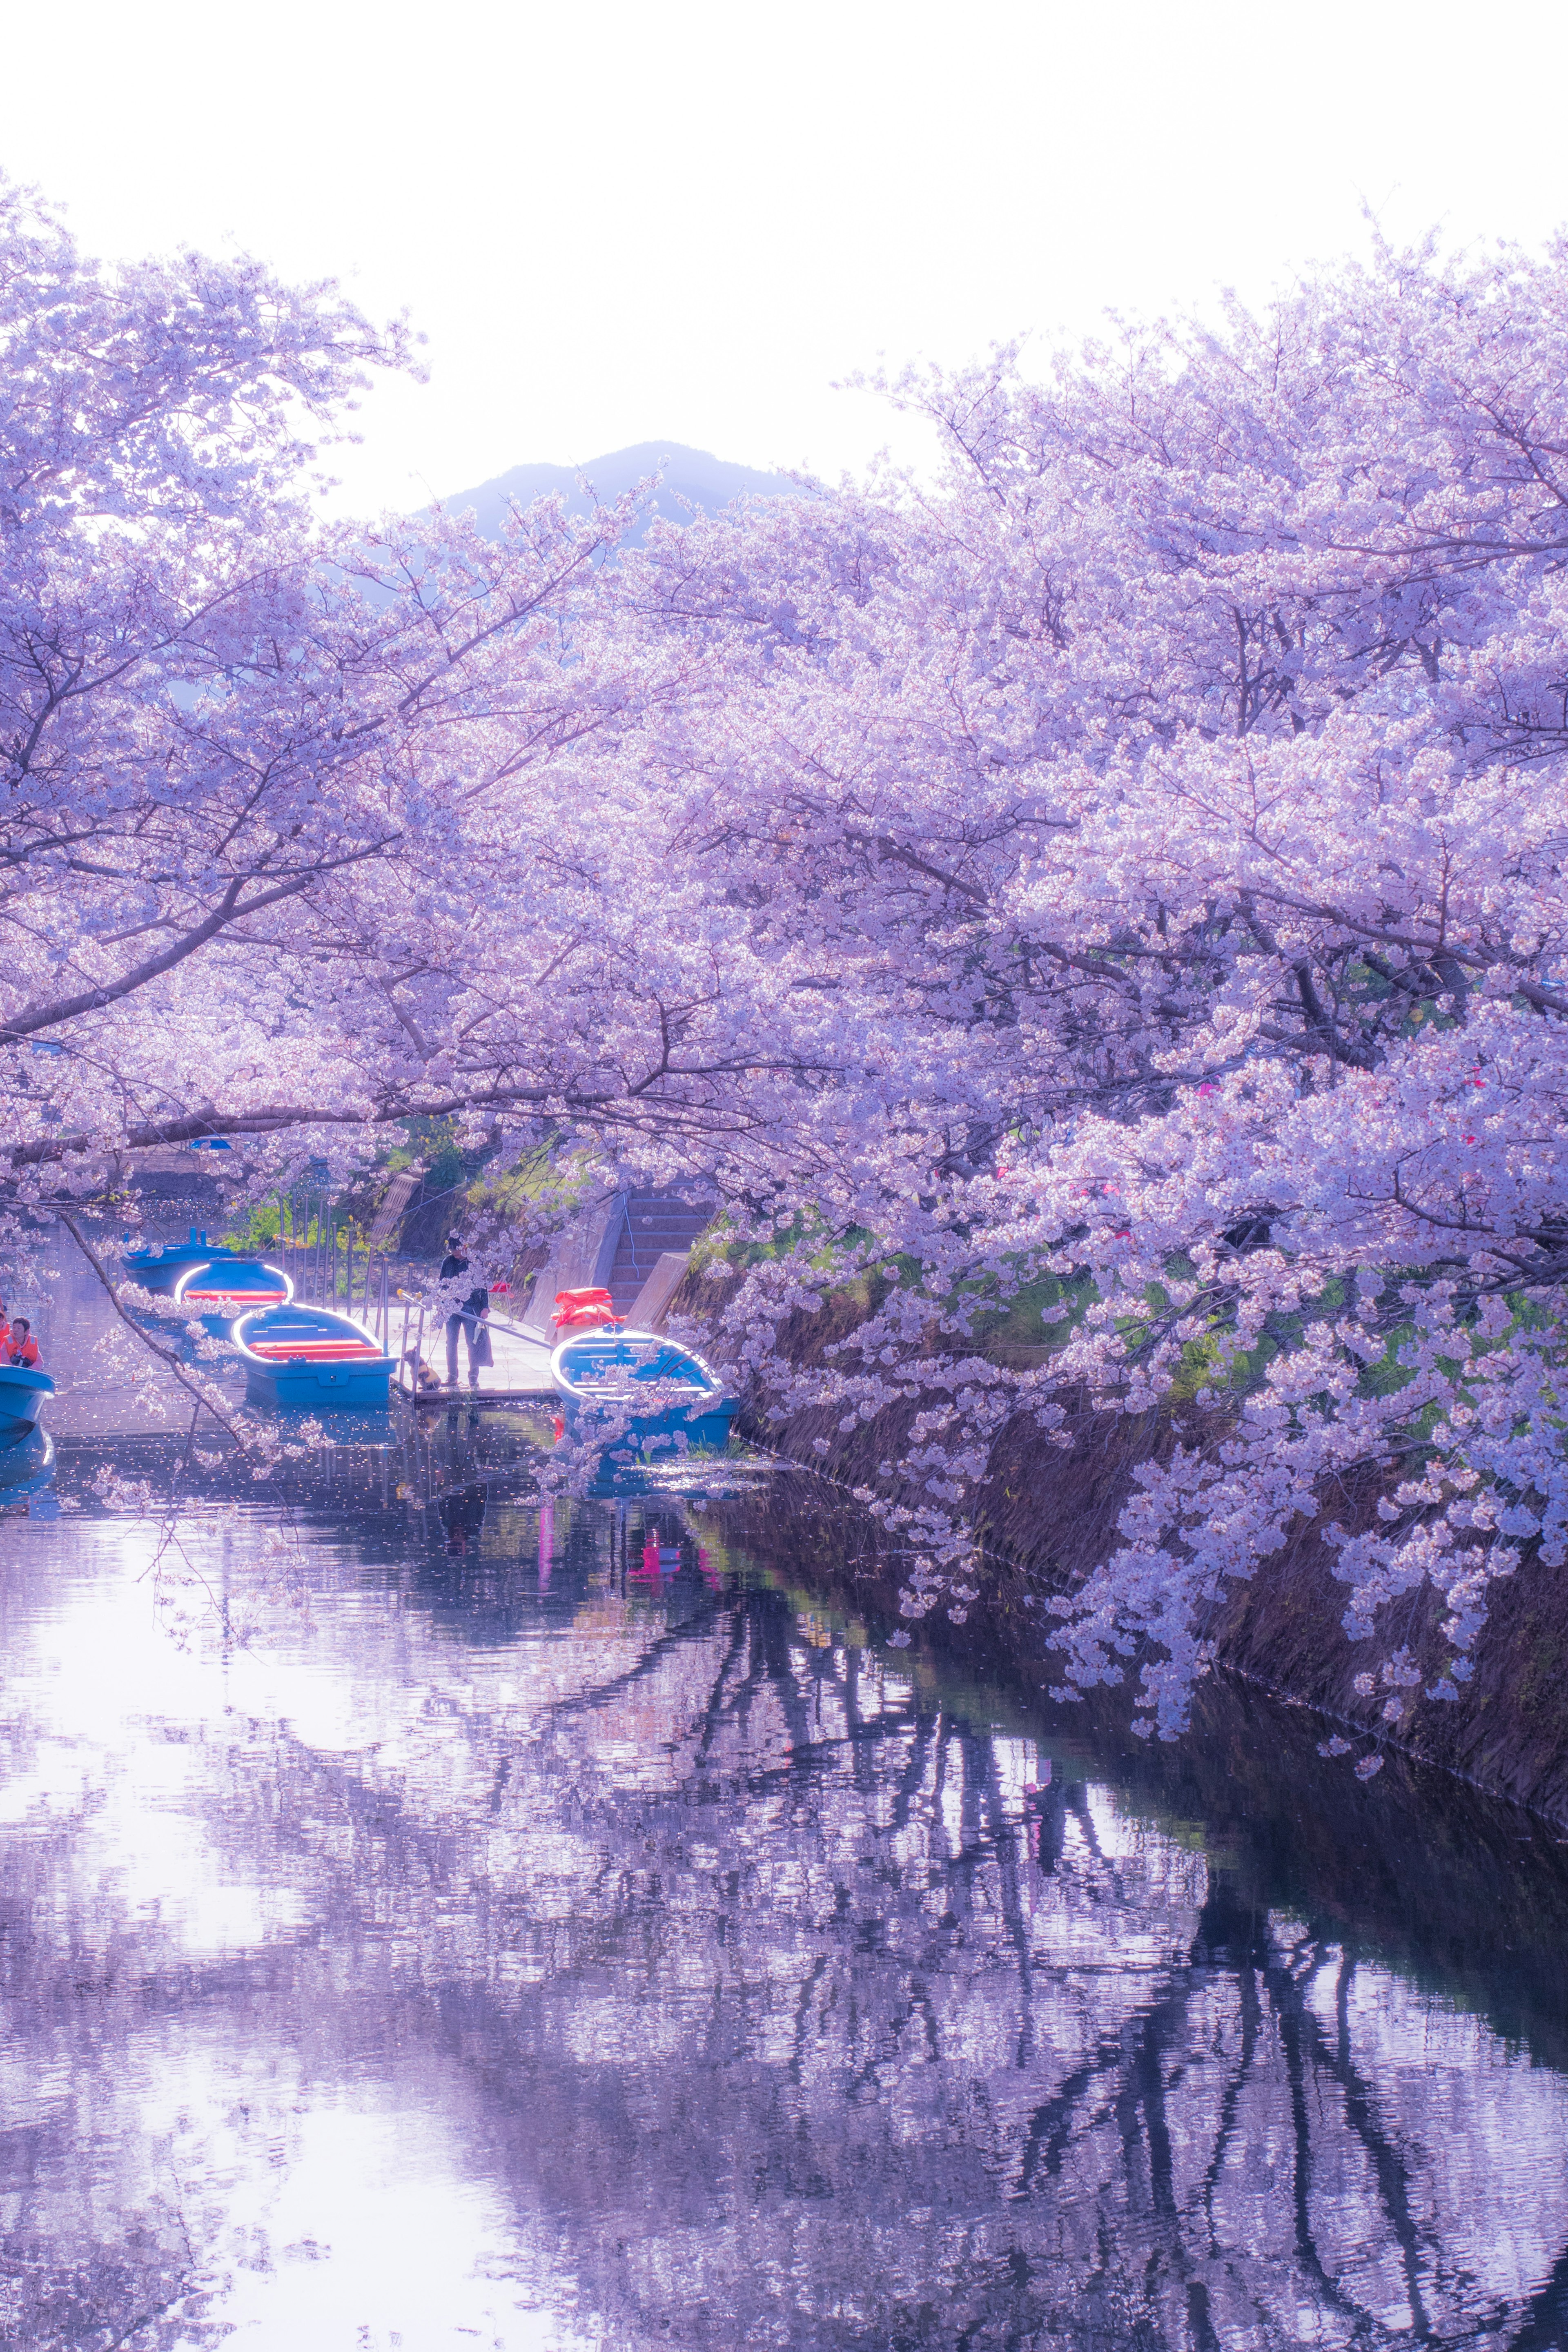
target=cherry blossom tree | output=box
[600,234,1568,1738]
[0,177,675,1208]
[9,173,1566,1742]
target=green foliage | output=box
[967,1274,1091,1368]
[224,1200,282,1251]
[481,1141,594,1218]
[692,1207,872,1278]
[401,1115,486,1210]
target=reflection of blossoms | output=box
[10,1523,1557,2351]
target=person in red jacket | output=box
[5,1319,39,1367]
[0,1298,11,1356]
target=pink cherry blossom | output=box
[5,185,1566,1744]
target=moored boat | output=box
[125,1230,252,1297]
[232,1304,394,1409]
[0,1362,53,1450]
[0,1425,54,1496]
[550,1328,737,1451]
[173,1258,292,1335]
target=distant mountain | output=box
[432,441,804,540]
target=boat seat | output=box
[184,1289,288,1305]
[248,1340,381,1361]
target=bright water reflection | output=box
[2,1412,1567,2350]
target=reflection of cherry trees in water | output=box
[2,1480,1568,2348]
[474,1553,1568,2351]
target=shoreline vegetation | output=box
[674,1248,1568,1826]
[228,1156,1568,1828]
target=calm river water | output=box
[4,1297,1568,2348]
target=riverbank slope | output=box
[676,1261,1568,1825]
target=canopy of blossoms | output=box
[7,176,1565,1736]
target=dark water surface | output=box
[3,1395,1568,2350]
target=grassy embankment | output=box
[676,1221,1568,1822]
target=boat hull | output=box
[244,1358,394,1409]
[125,1237,241,1297]
[234,1305,394,1410]
[0,1364,53,1448]
[174,1260,292,1338]
[559,1399,739,1447]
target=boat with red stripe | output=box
[124,1230,252,1298]
[233,1303,394,1408]
[173,1258,292,1334]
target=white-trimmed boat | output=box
[233,1303,394,1409]
[550,1327,737,1451]
[173,1258,292,1336]
[124,1232,241,1297]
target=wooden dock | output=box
[270,1180,708,1412]
[394,1315,557,1407]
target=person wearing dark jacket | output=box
[440,1236,490,1388]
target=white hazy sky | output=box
[8,0,1568,513]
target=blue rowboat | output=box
[0,1425,54,1494]
[550,1328,737,1452]
[0,1362,53,1450]
[125,1231,251,1298]
[233,1304,394,1410]
[173,1258,292,1336]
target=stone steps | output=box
[608,1192,712,1314]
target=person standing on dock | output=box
[440,1234,491,1389]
